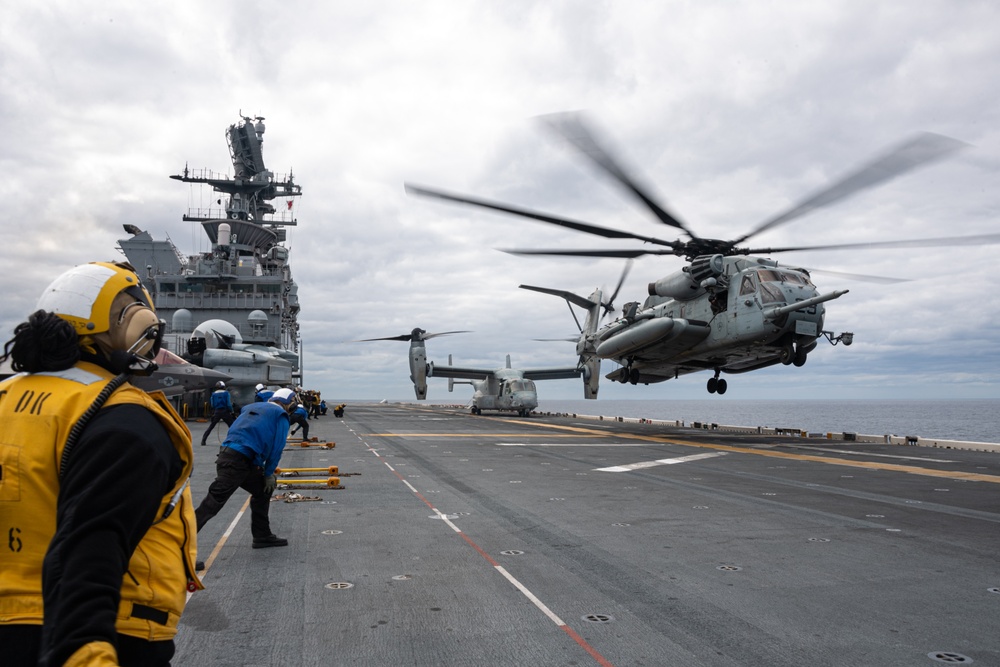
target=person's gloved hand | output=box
[264,474,277,494]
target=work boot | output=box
[195,560,205,571]
[252,534,289,549]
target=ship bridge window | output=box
[179,283,203,293]
[258,284,282,294]
[159,282,176,292]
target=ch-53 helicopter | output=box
[406,113,1000,396]
[355,327,583,416]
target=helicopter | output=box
[355,327,586,416]
[405,113,1000,396]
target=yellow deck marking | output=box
[485,418,1000,485]
[365,433,603,438]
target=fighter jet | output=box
[131,348,232,397]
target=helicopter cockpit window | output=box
[757,269,783,283]
[782,271,812,286]
[759,281,784,304]
[510,379,536,392]
[739,274,756,296]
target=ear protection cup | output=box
[117,303,161,358]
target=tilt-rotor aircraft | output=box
[406,113,1000,395]
[356,328,590,416]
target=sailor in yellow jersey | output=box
[0,261,202,667]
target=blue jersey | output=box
[255,390,274,402]
[221,402,290,477]
[210,389,233,411]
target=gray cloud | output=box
[2,1,997,401]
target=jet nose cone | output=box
[200,367,233,384]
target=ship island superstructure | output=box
[118,114,303,407]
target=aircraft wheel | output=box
[628,368,640,385]
[779,342,795,365]
[716,378,728,395]
[707,377,718,394]
[793,347,808,367]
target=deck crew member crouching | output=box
[194,388,296,549]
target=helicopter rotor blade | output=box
[406,183,684,249]
[502,248,677,258]
[539,112,698,239]
[422,330,473,340]
[743,232,1000,255]
[602,259,633,317]
[733,132,968,246]
[352,334,415,342]
[351,330,471,343]
[790,267,911,284]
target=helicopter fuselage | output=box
[594,255,846,389]
[468,372,539,416]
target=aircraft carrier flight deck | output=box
[176,403,1000,667]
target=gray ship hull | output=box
[178,404,999,666]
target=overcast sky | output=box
[3,1,999,403]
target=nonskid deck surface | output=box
[177,404,1000,667]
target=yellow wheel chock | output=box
[285,441,336,449]
[276,476,343,489]
[277,466,339,476]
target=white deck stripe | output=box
[494,565,566,626]
[595,451,726,472]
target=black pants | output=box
[194,448,274,539]
[289,414,309,439]
[201,409,235,445]
[0,625,174,667]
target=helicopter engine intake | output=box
[648,254,725,299]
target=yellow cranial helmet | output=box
[36,261,163,360]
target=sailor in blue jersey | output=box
[288,403,310,440]
[254,382,274,402]
[194,388,296,549]
[201,381,236,446]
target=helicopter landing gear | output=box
[779,336,810,367]
[779,340,795,365]
[707,371,727,395]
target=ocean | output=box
[534,399,1000,445]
